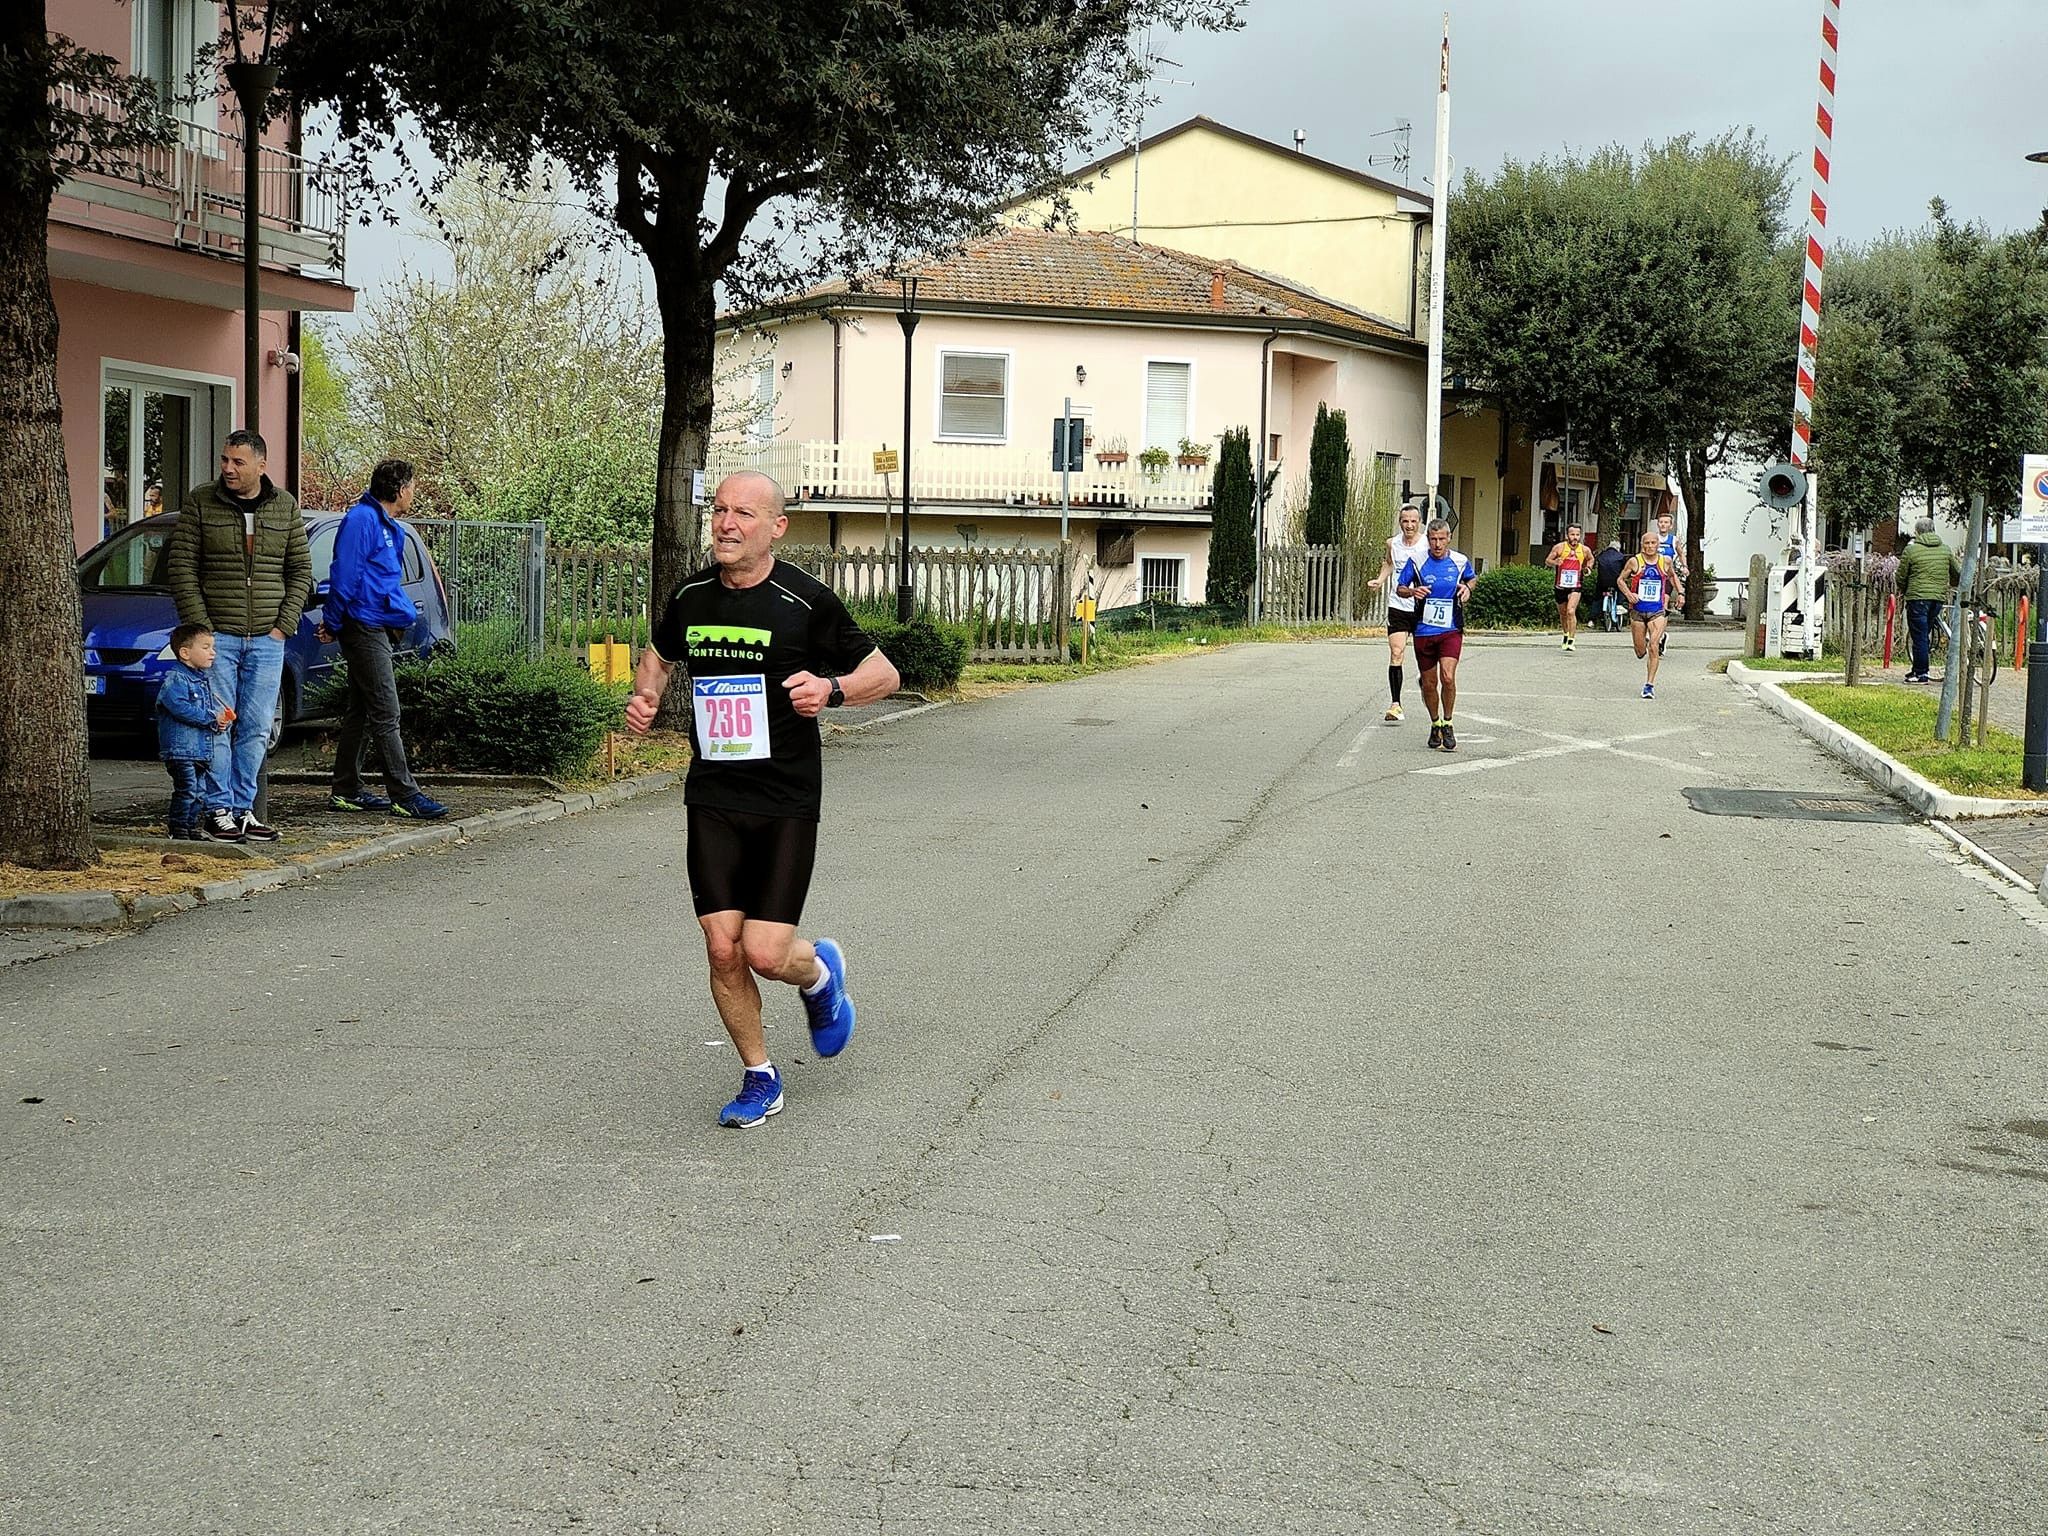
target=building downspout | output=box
[285,309,302,500]
[1253,328,1279,622]
[827,312,844,549]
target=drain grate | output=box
[1683,787,1910,823]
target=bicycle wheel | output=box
[1970,617,1998,686]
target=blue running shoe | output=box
[393,791,449,820]
[719,1068,784,1128]
[803,938,855,1058]
[329,791,393,813]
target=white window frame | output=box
[749,360,777,444]
[933,347,1013,444]
[133,0,220,140]
[1141,357,1196,452]
[1140,555,1186,604]
[98,358,231,531]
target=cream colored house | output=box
[711,227,1426,609]
[1001,116,1675,570]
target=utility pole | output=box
[1421,12,1450,518]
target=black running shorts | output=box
[685,805,819,925]
[1387,604,1422,635]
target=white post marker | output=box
[1787,0,1841,656]
[1422,12,1451,510]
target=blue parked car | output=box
[79,509,455,739]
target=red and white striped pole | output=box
[1789,0,1840,655]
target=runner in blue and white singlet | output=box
[1395,518,1476,750]
[1619,529,1683,699]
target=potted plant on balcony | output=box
[1138,444,1171,482]
[1096,434,1129,467]
[1176,436,1212,469]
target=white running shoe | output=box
[1383,702,1403,724]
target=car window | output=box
[308,524,337,585]
[79,523,173,590]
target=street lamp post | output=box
[224,3,279,438]
[2024,153,2048,789]
[895,277,919,623]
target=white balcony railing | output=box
[707,439,1217,514]
[51,82,346,274]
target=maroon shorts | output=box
[1414,630,1464,669]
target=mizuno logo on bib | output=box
[693,675,769,760]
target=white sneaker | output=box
[1383,701,1403,724]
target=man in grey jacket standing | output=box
[165,430,311,843]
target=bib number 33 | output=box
[693,674,769,760]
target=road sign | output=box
[691,469,706,504]
[2020,454,2048,543]
[873,449,900,475]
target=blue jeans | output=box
[1906,598,1940,678]
[164,759,206,833]
[208,632,285,814]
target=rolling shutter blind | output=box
[1144,361,1190,449]
[940,352,1007,439]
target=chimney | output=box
[1210,270,1226,310]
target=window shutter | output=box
[1144,362,1191,449]
[940,353,1007,438]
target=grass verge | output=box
[1737,655,1842,672]
[560,728,692,790]
[0,847,271,900]
[960,623,1375,697]
[1783,682,2045,798]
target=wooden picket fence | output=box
[1260,545,1370,625]
[543,540,1074,664]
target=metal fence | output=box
[411,518,548,657]
[1823,558,2035,668]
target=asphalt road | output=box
[5,631,2045,1535]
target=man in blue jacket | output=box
[324,459,447,819]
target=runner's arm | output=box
[1617,558,1640,605]
[1367,547,1393,591]
[625,645,674,735]
[785,647,899,719]
[1544,543,1563,569]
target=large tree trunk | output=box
[0,32,95,870]
[648,255,718,726]
[1679,442,1712,620]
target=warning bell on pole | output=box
[1758,462,1809,512]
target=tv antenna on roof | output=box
[1368,118,1412,180]
[1129,29,1193,242]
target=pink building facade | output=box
[49,0,354,552]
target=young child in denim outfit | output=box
[155,622,232,839]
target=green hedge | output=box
[1464,564,1559,629]
[863,615,970,692]
[315,652,623,776]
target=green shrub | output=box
[315,651,623,776]
[1464,564,1559,629]
[864,615,970,692]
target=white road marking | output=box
[1414,716,1716,779]
[1336,724,1377,769]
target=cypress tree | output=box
[1304,401,1350,546]
[1206,426,1256,616]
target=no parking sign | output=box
[2022,454,2048,543]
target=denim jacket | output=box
[156,662,222,761]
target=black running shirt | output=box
[650,560,879,821]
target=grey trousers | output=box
[331,623,421,801]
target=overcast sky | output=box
[330,0,2046,321]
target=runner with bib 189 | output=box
[1396,517,1476,752]
[625,471,901,1128]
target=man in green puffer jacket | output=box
[165,429,311,843]
[1894,517,1961,684]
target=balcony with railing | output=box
[705,439,1218,517]
[50,82,346,281]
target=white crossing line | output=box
[1414,717,1708,778]
[1336,724,1377,770]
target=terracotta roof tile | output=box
[749,227,1416,348]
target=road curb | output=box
[0,769,683,930]
[1727,660,2039,820]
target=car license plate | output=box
[85,675,106,695]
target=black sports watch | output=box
[826,676,845,708]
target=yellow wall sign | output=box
[872,450,900,475]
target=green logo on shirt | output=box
[686,624,772,647]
